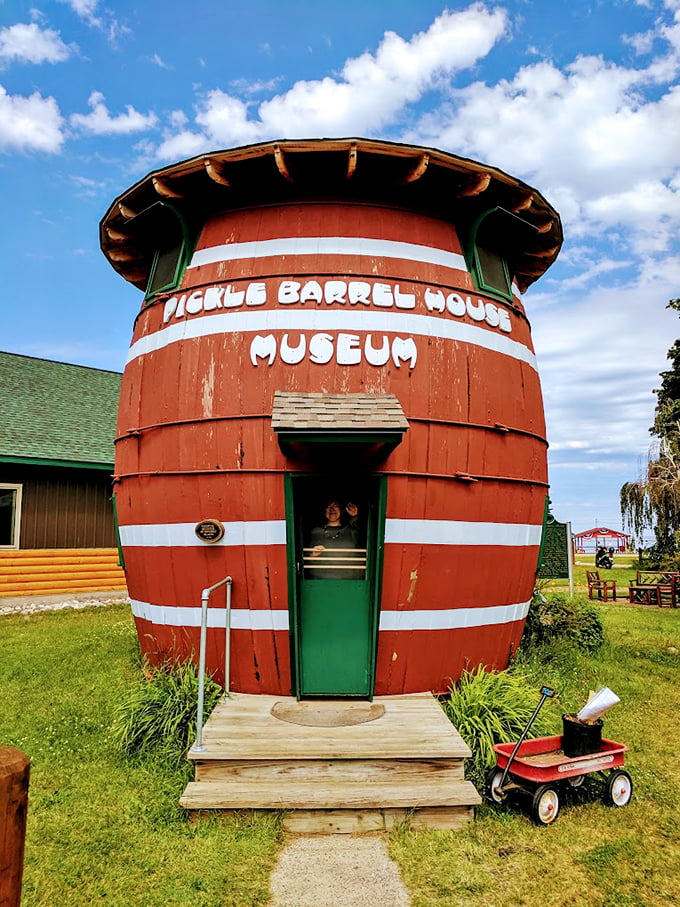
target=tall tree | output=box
[620,299,680,561]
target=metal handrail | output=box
[190,575,232,754]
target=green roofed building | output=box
[0,352,126,597]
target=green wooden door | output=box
[299,575,373,695]
[288,475,384,698]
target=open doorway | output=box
[286,472,386,699]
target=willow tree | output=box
[621,299,680,562]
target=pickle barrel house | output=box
[101,138,562,701]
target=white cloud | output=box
[70,90,157,135]
[65,0,129,45]
[407,10,680,258]
[531,268,679,466]
[154,4,508,159]
[147,52,171,70]
[417,55,679,194]
[67,0,100,20]
[0,84,64,152]
[229,76,283,96]
[260,5,508,136]
[554,258,629,291]
[0,22,72,65]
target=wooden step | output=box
[281,805,475,834]
[180,778,481,811]
[189,692,471,761]
[195,757,465,783]
[180,692,480,832]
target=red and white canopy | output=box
[573,527,629,551]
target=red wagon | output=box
[485,688,632,824]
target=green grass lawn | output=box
[389,603,680,907]
[1,594,678,906]
[0,604,282,906]
[541,552,642,598]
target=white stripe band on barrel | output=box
[129,599,530,631]
[385,520,543,547]
[130,599,290,630]
[125,310,537,370]
[119,519,542,548]
[188,236,468,273]
[378,601,531,630]
[119,520,287,547]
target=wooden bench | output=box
[586,570,617,602]
[628,571,678,607]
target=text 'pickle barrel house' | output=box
[100,138,562,699]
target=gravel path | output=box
[270,836,411,907]
[0,591,128,616]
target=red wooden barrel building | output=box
[101,138,562,698]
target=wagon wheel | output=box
[532,784,560,825]
[566,774,585,788]
[485,767,506,804]
[604,770,633,807]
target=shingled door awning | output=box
[271,391,409,446]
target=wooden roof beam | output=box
[152,177,183,199]
[346,143,357,180]
[523,244,561,260]
[511,193,534,212]
[107,247,143,263]
[274,144,293,182]
[454,172,491,197]
[105,226,128,242]
[402,153,429,184]
[204,157,231,186]
[535,218,554,234]
[117,202,137,220]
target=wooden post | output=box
[0,748,30,907]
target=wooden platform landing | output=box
[180,692,481,833]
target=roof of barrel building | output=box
[0,352,121,468]
[100,137,563,295]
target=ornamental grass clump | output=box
[112,658,222,764]
[442,666,555,788]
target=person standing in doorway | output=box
[306,498,364,579]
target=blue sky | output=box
[1,0,679,539]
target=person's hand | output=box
[346,502,358,518]
[311,545,325,558]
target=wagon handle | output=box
[499,686,555,789]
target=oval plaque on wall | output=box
[194,519,225,544]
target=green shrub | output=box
[441,666,555,788]
[112,659,222,764]
[522,591,605,653]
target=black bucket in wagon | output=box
[562,714,603,757]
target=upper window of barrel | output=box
[142,202,194,303]
[465,207,537,305]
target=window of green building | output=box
[0,484,22,548]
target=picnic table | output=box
[628,572,678,607]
